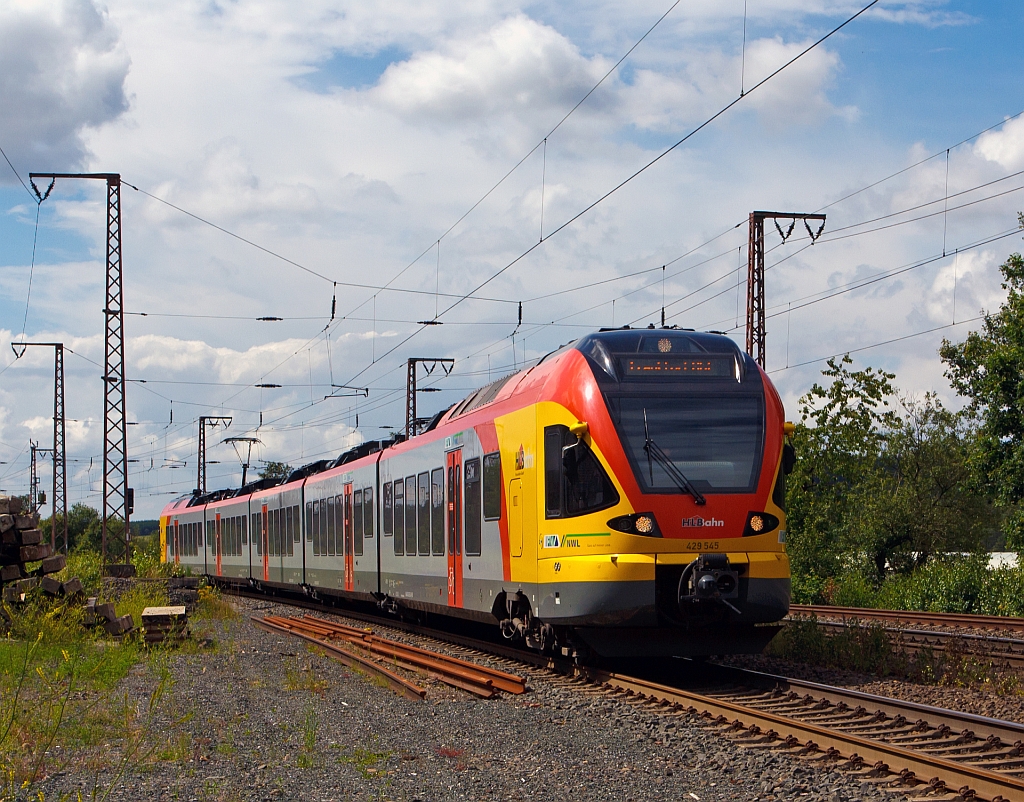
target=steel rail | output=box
[792,604,1024,633]
[259,613,527,698]
[712,665,1024,744]
[252,615,426,701]
[586,669,1023,802]
[297,614,528,694]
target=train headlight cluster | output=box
[742,511,780,537]
[607,512,662,537]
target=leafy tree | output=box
[258,461,293,482]
[786,358,994,601]
[786,356,899,600]
[847,394,994,580]
[940,241,1024,550]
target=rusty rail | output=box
[252,616,426,701]
[255,614,526,699]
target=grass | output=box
[194,585,236,621]
[0,573,198,800]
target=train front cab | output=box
[508,331,791,658]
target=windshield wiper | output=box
[643,408,706,505]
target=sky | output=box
[2,0,1024,518]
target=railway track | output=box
[222,584,1024,801]
[790,605,1024,668]
[792,604,1024,633]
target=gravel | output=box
[32,597,898,802]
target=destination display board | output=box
[621,356,733,378]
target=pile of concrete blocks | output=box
[0,495,76,602]
[83,597,135,636]
[141,605,188,644]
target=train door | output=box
[261,504,269,582]
[215,513,222,576]
[446,449,463,607]
[509,479,523,557]
[343,483,354,591]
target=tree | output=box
[258,461,293,482]
[940,241,1024,550]
[786,356,900,599]
[786,357,995,601]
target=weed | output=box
[283,662,328,695]
[194,586,236,621]
[340,747,392,778]
[302,705,318,752]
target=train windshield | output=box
[606,395,764,494]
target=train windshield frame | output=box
[605,393,765,495]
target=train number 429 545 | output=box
[684,540,720,551]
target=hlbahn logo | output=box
[515,445,526,471]
[681,517,724,528]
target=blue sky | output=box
[2,0,1024,516]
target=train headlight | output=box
[742,511,779,537]
[607,512,662,537]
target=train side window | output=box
[326,496,336,557]
[207,520,215,552]
[417,472,430,557]
[464,458,482,556]
[225,517,232,556]
[382,482,392,536]
[284,508,292,556]
[353,490,363,557]
[363,487,374,539]
[430,468,444,555]
[405,475,417,555]
[545,424,619,518]
[253,513,260,556]
[272,509,280,556]
[292,505,300,543]
[196,520,202,549]
[393,480,405,555]
[313,500,321,557]
[483,452,501,521]
[304,502,312,544]
[545,427,564,517]
[241,514,247,546]
[234,517,241,556]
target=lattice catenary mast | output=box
[746,211,826,368]
[29,172,131,572]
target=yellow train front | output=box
[432,327,790,659]
[160,327,791,659]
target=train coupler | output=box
[678,554,741,615]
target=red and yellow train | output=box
[161,328,793,657]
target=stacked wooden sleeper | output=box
[0,494,78,602]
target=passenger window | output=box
[545,427,563,517]
[464,458,482,556]
[393,480,405,555]
[241,515,247,546]
[430,469,444,555]
[417,472,430,557]
[292,505,300,543]
[312,501,321,556]
[353,490,363,557]
[363,487,374,539]
[405,475,417,555]
[545,424,619,518]
[483,452,501,520]
[305,502,313,543]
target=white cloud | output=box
[975,115,1024,172]
[0,0,130,177]
[371,15,609,124]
